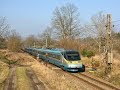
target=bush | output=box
[7,30,22,52]
[81,49,95,58]
[108,74,120,86]
[0,38,6,49]
[91,60,100,68]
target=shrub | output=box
[81,49,95,58]
[91,60,100,68]
[7,30,22,52]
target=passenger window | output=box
[52,54,56,58]
[55,55,60,60]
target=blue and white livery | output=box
[25,48,85,72]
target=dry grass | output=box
[16,67,31,90]
[82,54,120,87]
[30,60,86,90]
[0,61,9,90]
[82,56,100,68]
[81,57,91,67]
[1,49,120,89]
[108,74,120,86]
[0,51,9,89]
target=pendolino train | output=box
[25,47,85,72]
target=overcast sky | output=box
[0,0,120,37]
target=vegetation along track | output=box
[38,59,120,90]
[71,73,120,90]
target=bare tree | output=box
[83,12,107,53]
[52,3,81,39]
[91,12,107,52]
[91,12,106,36]
[38,26,55,48]
[0,17,10,48]
[24,35,37,47]
[0,17,9,38]
[7,30,22,52]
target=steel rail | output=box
[78,73,120,90]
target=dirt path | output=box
[26,68,45,90]
[2,50,119,90]
[0,50,47,90]
[3,66,46,90]
[3,66,16,90]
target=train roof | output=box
[26,47,79,54]
[37,48,64,54]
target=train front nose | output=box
[64,64,83,72]
[68,64,83,68]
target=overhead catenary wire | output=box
[112,20,120,23]
[113,24,120,27]
[89,19,120,26]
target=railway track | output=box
[27,52,120,90]
[39,59,120,90]
[71,73,120,90]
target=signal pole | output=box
[105,14,113,75]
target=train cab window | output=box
[64,51,81,61]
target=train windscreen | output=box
[64,51,80,61]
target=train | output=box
[24,47,85,72]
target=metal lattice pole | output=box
[105,14,113,75]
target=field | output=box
[0,49,120,90]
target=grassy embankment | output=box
[0,52,9,90]
[82,55,120,87]
[0,51,32,90]
[16,67,32,90]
